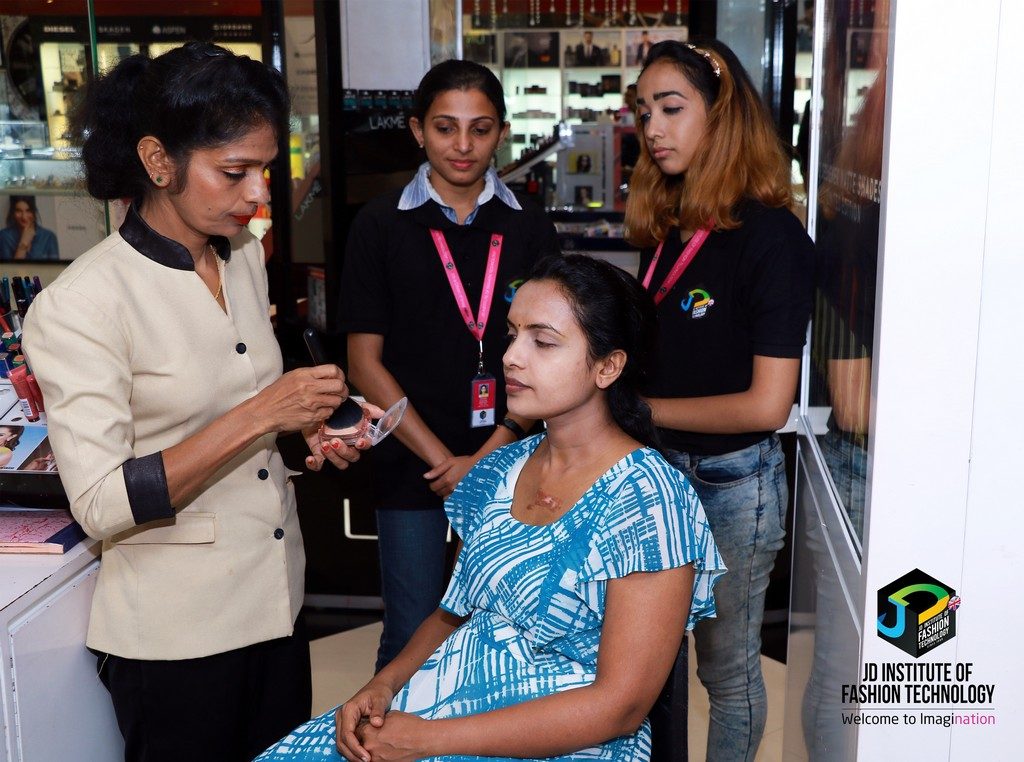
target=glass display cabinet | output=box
[0,4,265,263]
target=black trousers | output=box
[97,619,312,762]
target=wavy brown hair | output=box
[625,40,792,247]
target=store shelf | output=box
[1,151,87,197]
[0,187,86,196]
[468,25,690,146]
[498,128,571,184]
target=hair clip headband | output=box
[685,43,721,78]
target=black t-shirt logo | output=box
[681,288,715,319]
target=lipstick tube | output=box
[8,365,40,422]
[26,373,44,412]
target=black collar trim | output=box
[119,204,231,271]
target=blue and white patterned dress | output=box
[258,435,724,761]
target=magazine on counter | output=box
[0,379,67,510]
[0,508,83,554]
[0,382,57,473]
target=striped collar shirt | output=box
[398,161,521,224]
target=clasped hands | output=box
[335,684,428,762]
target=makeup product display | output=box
[8,364,39,422]
[301,327,407,446]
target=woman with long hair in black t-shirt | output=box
[626,40,814,761]
[339,60,560,673]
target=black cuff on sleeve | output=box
[123,452,174,525]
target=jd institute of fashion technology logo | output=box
[876,568,959,658]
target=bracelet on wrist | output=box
[501,417,527,440]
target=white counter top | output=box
[0,534,122,760]
[0,538,100,612]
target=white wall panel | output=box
[949,0,1024,755]
[341,0,431,90]
[857,0,1013,757]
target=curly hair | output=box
[72,42,289,204]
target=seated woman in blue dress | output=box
[259,254,725,762]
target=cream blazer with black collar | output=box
[22,207,305,661]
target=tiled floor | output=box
[309,622,786,761]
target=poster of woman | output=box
[0,196,59,260]
[570,152,595,174]
[0,424,48,471]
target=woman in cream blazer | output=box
[23,43,365,762]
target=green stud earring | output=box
[156,176,164,184]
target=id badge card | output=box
[470,372,496,428]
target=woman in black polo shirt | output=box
[626,40,814,761]
[339,60,560,672]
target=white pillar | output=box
[857,0,1023,756]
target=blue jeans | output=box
[819,429,867,541]
[799,492,860,761]
[374,508,450,673]
[665,435,787,762]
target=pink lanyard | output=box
[430,229,503,348]
[641,227,711,306]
